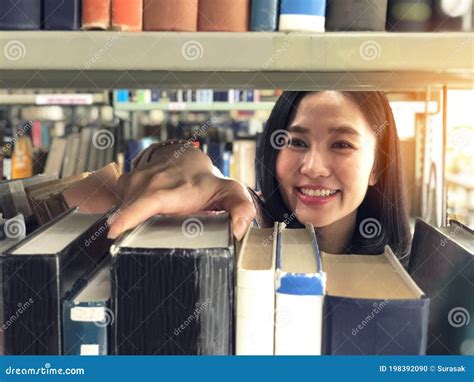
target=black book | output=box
[110,212,234,355]
[0,207,115,355]
[409,218,473,355]
[44,0,82,30]
[0,0,42,30]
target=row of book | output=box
[1,0,472,32]
[0,208,471,355]
[115,90,263,104]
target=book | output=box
[61,133,81,178]
[408,219,473,355]
[198,0,250,32]
[110,212,234,355]
[236,224,278,355]
[0,0,42,30]
[387,0,433,31]
[63,258,111,355]
[76,128,93,174]
[111,0,143,32]
[279,0,326,32]
[82,0,111,30]
[143,0,198,31]
[44,0,82,30]
[231,139,257,189]
[322,246,429,355]
[250,0,279,31]
[275,223,325,355]
[326,0,388,31]
[44,137,67,178]
[11,136,33,180]
[0,207,115,354]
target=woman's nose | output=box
[300,149,332,178]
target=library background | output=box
[0,0,472,358]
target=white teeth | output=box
[300,188,337,197]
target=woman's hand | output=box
[107,144,256,240]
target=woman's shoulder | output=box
[247,187,275,228]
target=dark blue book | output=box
[207,142,226,174]
[322,246,429,355]
[409,219,473,355]
[250,0,279,31]
[63,258,111,355]
[0,207,115,355]
[0,0,42,30]
[43,0,81,30]
[110,213,234,355]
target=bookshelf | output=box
[114,102,276,111]
[1,32,473,90]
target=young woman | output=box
[108,91,411,263]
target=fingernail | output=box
[234,218,247,241]
[107,223,122,239]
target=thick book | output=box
[44,137,67,178]
[44,0,82,30]
[0,0,42,30]
[275,223,325,355]
[326,0,388,31]
[386,0,433,31]
[250,0,279,31]
[231,139,257,189]
[110,212,234,355]
[408,218,473,355]
[198,0,249,32]
[111,0,143,32]
[143,0,198,31]
[63,258,111,355]
[236,224,278,355]
[0,207,115,355]
[82,0,111,30]
[279,0,326,32]
[322,246,429,355]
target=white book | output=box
[236,224,278,355]
[274,223,326,355]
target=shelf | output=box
[0,92,109,105]
[1,32,473,90]
[114,102,275,111]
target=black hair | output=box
[256,91,411,263]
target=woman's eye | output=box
[332,141,355,150]
[288,138,307,148]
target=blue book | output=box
[250,0,279,31]
[115,89,130,103]
[279,0,326,32]
[274,223,325,355]
[43,0,81,30]
[63,259,111,355]
[0,0,42,30]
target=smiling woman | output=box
[108,91,411,264]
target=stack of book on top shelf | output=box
[1,212,472,355]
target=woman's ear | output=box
[369,170,377,186]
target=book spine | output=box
[279,0,326,32]
[82,0,111,30]
[326,0,388,31]
[111,0,143,32]
[0,0,42,30]
[250,0,279,31]
[143,0,198,31]
[198,0,249,32]
[43,0,82,30]
[386,0,433,31]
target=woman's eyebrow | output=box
[328,126,361,136]
[288,125,309,133]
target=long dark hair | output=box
[256,91,411,263]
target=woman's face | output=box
[276,91,377,228]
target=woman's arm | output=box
[108,141,256,240]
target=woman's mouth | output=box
[294,187,340,205]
